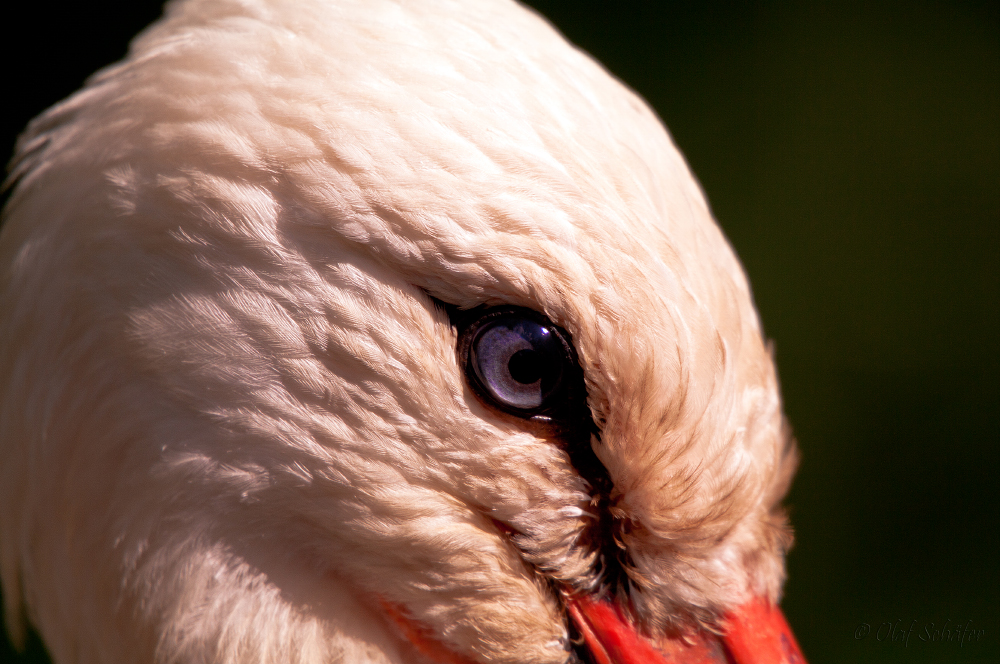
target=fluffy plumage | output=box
[0,1,798,662]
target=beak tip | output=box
[568,595,807,664]
[722,598,807,664]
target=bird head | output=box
[0,1,804,663]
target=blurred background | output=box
[1,1,996,662]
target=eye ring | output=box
[455,306,586,424]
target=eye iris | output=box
[470,316,567,411]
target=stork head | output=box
[0,1,804,662]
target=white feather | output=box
[0,1,797,662]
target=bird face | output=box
[0,1,804,663]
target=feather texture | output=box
[0,1,797,662]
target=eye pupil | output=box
[508,349,544,384]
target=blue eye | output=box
[458,307,582,420]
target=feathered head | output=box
[0,1,803,662]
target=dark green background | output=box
[2,1,996,662]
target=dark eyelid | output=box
[439,300,494,333]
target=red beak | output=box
[567,595,806,664]
[381,594,806,664]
